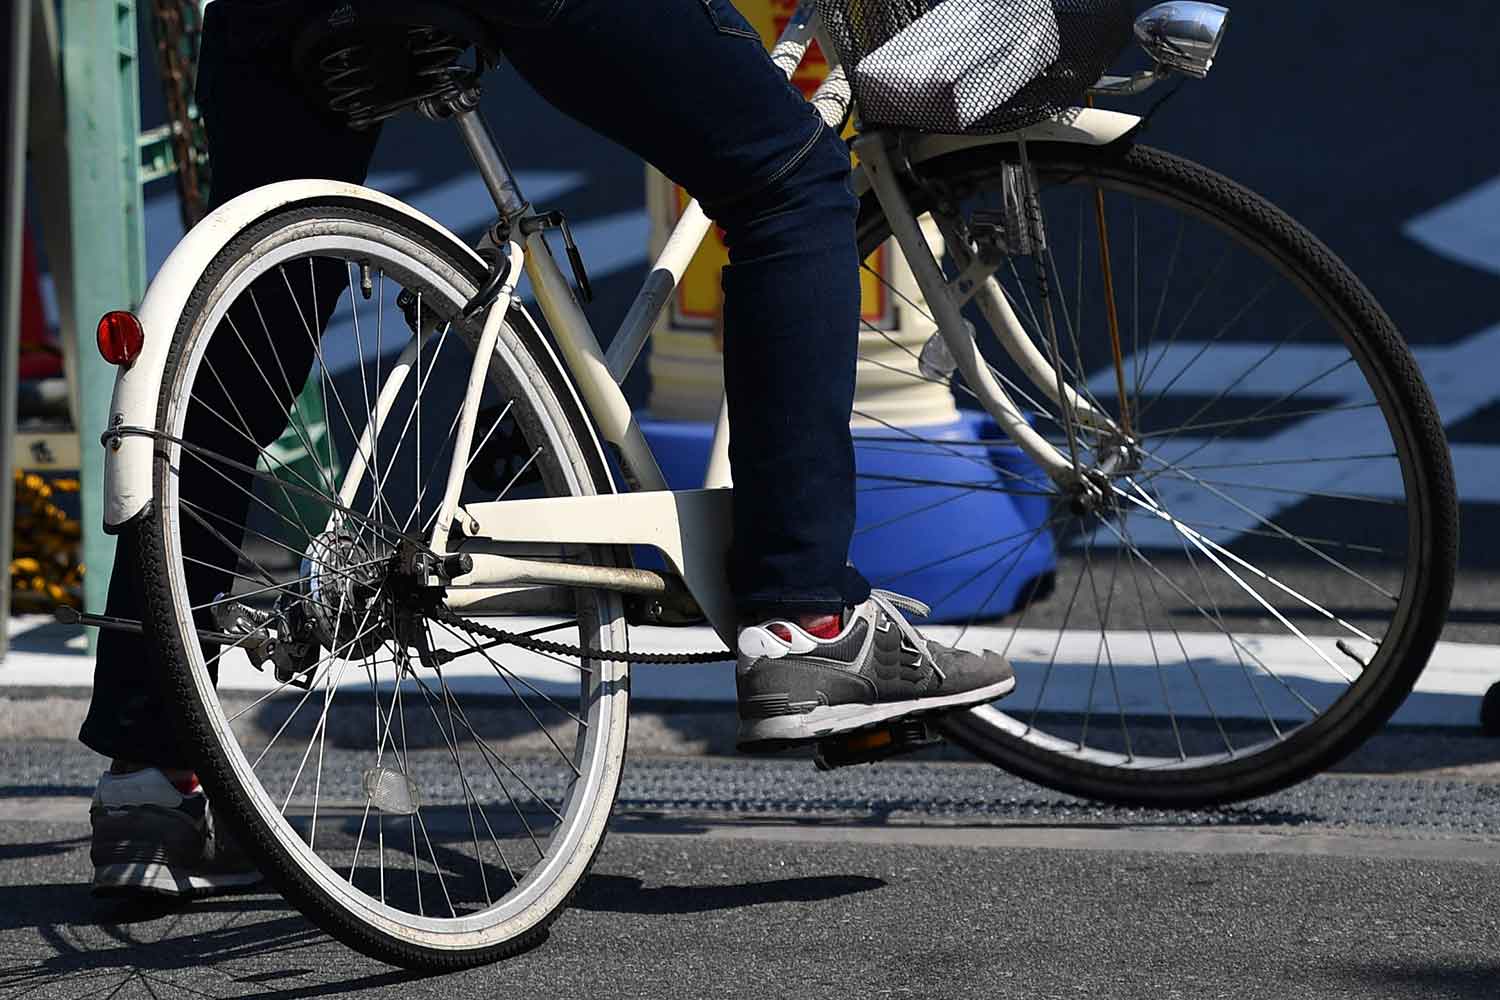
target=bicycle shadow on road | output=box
[0,880,425,1000]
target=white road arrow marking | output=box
[1084,323,1500,547]
[1082,169,1500,549]
[1404,175,1500,276]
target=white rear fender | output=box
[104,179,537,530]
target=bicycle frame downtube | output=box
[605,4,826,387]
[525,228,670,493]
[853,133,1079,487]
[603,202,713,385]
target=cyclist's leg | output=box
[499,0,869,619]
[80,3,380,769]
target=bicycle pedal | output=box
[813,718,942,771]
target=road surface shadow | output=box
[0,872,879,996]
[1331,727,1500,775]
[0,880,433,999]
[1334,959,1500,1000]
[573,873,886,915]
[0,833,87,863]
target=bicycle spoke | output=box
[439,618,590,725]
[1157,452,1399,474]
[1134,276,1274,426]
[432,619,583,774]
[1118,480,1378,648]
[1145,469,1404,510]
[1095,514,1324,721]
[1136,451,1400,602]
[403,670,556,856]
[1115,514,1187,760]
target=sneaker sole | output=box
[92,862,263,898]
[736,675,1016,751]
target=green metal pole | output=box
[61,0,146,624]
[1,0,34,659]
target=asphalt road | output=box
[4,742,1500,1000]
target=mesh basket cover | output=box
[818,0,1133,134]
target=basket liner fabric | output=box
[818,0,1134,134]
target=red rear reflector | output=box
[97,311,144,366]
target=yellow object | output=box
[10,469,83,610]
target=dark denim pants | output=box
[81,0,871,768]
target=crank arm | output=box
[449,553,676,598]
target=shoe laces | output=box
[867,588,945,682]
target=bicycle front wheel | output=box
[139,198,628,968]
[853,141,1456,806]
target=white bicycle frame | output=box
[104,4,1144,647]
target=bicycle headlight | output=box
[1134,2,1230,79]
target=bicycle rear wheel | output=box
[853,141,1456,805]
[139,198,628,968]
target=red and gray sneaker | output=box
[90,768,263,898]
[735,589,1016,751]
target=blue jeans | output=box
[81,0,870,768]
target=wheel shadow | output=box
[0,881,426,1000]
[0,871,883,995]
[1332,960,1500,1000]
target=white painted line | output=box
[8,797,1497,861]
[1079,323,1500,548]
[7,616,1492,728]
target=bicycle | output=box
[81,0,1457,969]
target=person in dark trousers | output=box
[84,0,1015,896]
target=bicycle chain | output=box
[428,605,733,665]
[104,426,735,665]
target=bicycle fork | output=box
[852,132,1123,507]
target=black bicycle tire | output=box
[854,140,1458,807]
[139,197,627,969]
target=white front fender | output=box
[851,107,1142,200]
[103,179,484,530]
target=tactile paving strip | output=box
[9,744,1498,837]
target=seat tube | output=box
[452,104,528,219]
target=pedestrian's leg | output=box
[496,0,869,619]
[79,3,380,770]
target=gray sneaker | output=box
[736,589,1016,750]
[90,768,263,898]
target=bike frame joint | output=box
[520,210,593,303]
